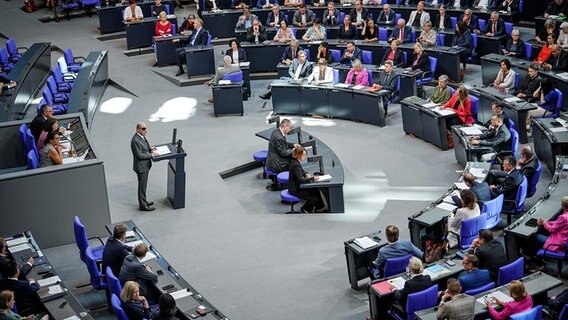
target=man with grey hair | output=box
[205,56,241,103]
[558,22,568,48]
[476,11,505,37]
[418,21,437,46]
[389,18,412,43]
[437,279,475,320]
[429,75,451,104]
[377,3,396,26]
[280,40,303,65]
[131,122,159,211]
[370,60,398,115]
[459,9,479,33]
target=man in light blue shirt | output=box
[372,225,423,278]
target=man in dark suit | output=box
[459,9,479,33]
[0,238,33,279]
[322,1,339,26]
[457,254,492,291]
[516,63,541,102]
[489,156,523,210]
[434,5,450,29]
[349,0,369,27]
[292,4,315,27]
[377,3,396,26]
[29,104,53,142]
[102,223,133,277]
[371,60,398,115]
[389,18,412,43]
[468,230,508,280]
[545,0,568,17]
[119,243,158,299]
[471,114,511,162]
[246,18,267,43]
[393,257,432,317]
[260,50,312,100]
[484,103,509,129]
[340,41,362,65]
[280,40,304,64]
[131,122,159,212]
[175,18,209,76]
[488,145,539,186]
[477,11,505,37]
[0,261,42,316]
[453,173,491,207]
[265,118,298,176]
[543,44,568,71]
[265,3,285,26]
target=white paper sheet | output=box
[6,237,28,247]
[387,277,406,290]
[155,145,171,155]
[140,251,157,262]
[37,276,61,287]
[9,243,30,253]
[353,236,377,249]
[550,127,568,133]
[436,202,457,212]
[48,285,63,295]
[476,290,514,306]
[170,289,193,300]
[432,107,455,116]
[459,126,484,135]
[316,174,332,181]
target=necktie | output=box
[191,29,199,45]
[292,49,296,58]
[492,22,496,34]
[399,29,403,41]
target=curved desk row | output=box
[97,0,175,34]
[504,156,568,261]
[67,51,109,128]
[531,118,568,173]
[125,15,178,50]
[1,42,51,122]
[105,220,230,319]
[203,4,514,39]
[4,231,94,319]
[269,79,387,126]
[451,125,495,168]
[255,127,345,213]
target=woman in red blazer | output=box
[344,59,369,86]
[441,86,474,127]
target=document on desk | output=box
[353,236,378,249]
[64,317,80,320]
[469,167,486,179]
[316,174,332,181]
[140,251,157,262]
[125,230,136,238]
[387,277,406,290]
[170,288,193,300]
[218,80,231,85]
[436,202,457,212]
[459,126,483,136]
[6,237,28,247]
[423,264,450,279]
[504,97,521,103]
[239,61,250,67]
[432,107,455,116]
[442,190,459,204]
[454,182,469,190]
[352,85,366,90]
[9,243,30,253]
[423,102,437,109]
[48,284,64,295]
[38,276,61,287]
[155,145,171,156]
[334,83,351,89]
[476,290,513,306]
[550,127,568,133]
[125,240,144,247]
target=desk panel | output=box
[126,16,178,50]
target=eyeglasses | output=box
[46,109,54,113]
[141,128,147,130]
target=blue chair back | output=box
[406,284,439,320]
[482,194,503,229]
[73,216,90,262]
[543,89,564,118]
[428,56,437,75]
[410,29,416,42]
[106,266,122,298]
[559,303,568,320]
[395,13,401,22]
[27,150,39,169]
[18,124,28,154]
[448,86,455,95]
[510,305,543,320]
[478,19,486,31]
[519,0,523,12]
[339,12,345,25]
[330,49,341,63]
[497,257,524,286]
[510,127,519,157]
[333,69,339,84]
[403,51,407,65]
[436,33,444,46]
[379,28,388,41]
[24,128,39,161]
[384,254,412,278]
[450,17,457,29]
[284,14,288,23]
[366,70,373,86]
[527,161,542,198]
[6,38,21,62]
[514,176,528,214]
[514,72,520,90]
[207,34,212,45]
[171,24,177,35]
[469,95,479,122]
[223,71,243,81]
[504,22,513,37]
[471,33,478,57]
[459,213,486,249]
[111,294,129,320]
[464,281,495,296]
[0,48,13,72]
[304,49,309,61]
[508,118,516,131]
[362,50,372,64]
[524,42,532,60]
[46,76,58,95]
[85,246,106,290]
[290,27,297,39]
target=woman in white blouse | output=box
[493,58,517,93]
[447,190,480,248]
[308,58,334,85]
[273,20,296,43]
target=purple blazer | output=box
[345,68,369,86]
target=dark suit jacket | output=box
[288,158,315,195]
[434,14,451,29]
[396,274,432,307]
[123,299,151,320]
[0,278,41,314]
[459,14,479,33]
[131,134,152,174]
[349,8,369,25]
[381,49,405,68]
[505,39,525,58]
[187,28,209,46]
[545,51,568,71]
[29,115,46,142]
[469,239,508,280]
[482,18,505,36]
[377,71,398,93]
[458,269,492,291]
[288,59,313,78]
[225,48,247,63]
[281,46,305,62]
[340,47,362,64]
[520,156,539,182]
[246,25,267,42]
[389,26,412,43]
[266,128,295,173]
[377,10,396,25]
[471,181,492,204]
[119,254,158,297]
[492,168,523,204]
[204,0,221,10]
[322,8,340,26]
[102,237,132,277]
[484,112,509,130]
[0,254,32,280]
[409,53,430,72]
[478,124,510,153]
[266,11,285,26]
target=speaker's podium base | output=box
[152,143,187,209]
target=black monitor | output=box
[307,155,324,175]
[172,128,177,145]
[301,140,317,155]
[288,126,302,143]
[268,115,280,128]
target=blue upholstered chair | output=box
[395,13,401,22]
[502,176,527,224]
[339,12,345,25]
[362,50,372,64]
[24,128,39,161]
[253,150,268,179]
[42,87,68,115]
[450,17,457,29]
[280,189,300,213]
[481,194,503,230]
[497,257,524,286]
[19,124,28,154]
[5,38,26,63]
[73,216,105,263]
[388,284,438,320]
[330,49,341,63]
[303,48,309,61]
[410,29,416,42]
[0,48,14,73]
[110,294,128,320]
[64,48,85,73]
[416,57,437,86]
[207,34,212,45]
[466,33,478,66]
[333,69,339,84]
[379,28,388,41]
[80,0,99,16]
[84,246,107,290]
[464,281,495,296]
[27,150,39,169]
[276,172,289,185]
[436,34,444,46]
[524,43,532,60]
[383,254,412,278]
[469,95,479,122]
[478,19,486,32]
[366,70,373,86]
[59,0,80,20]
[527,161,542,198]
[536,89,563,119]
[106,267,122,299]
[222,71,243,81]
[51,65,74,92]
[459,213,486,249]
[537,239,568,277]
[510,305,542,320]
[504,22,513,37]
[559,303,568,320]
[46,76,70,104]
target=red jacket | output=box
[443,92,474,125]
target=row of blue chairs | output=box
[18,124,40,170]
[0,38,27,75]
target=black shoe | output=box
[259,92,271,100]
[147,202,154,206]
[140,206,155,212]
[176,68,184,76]
[301,208,311,214]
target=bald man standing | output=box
[131,122,159,211]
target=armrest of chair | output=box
[88,236,105,246]
[63,73,76,82]
[419,70,433,83]
[501,199,519,213]
[17,46,28,54]
[541,243,565,255]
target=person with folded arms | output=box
[155,11,172,36]
[307,58,333,85]
[528,78,559,120]
[535,34,556,64]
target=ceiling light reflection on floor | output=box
[149,97,197,123]
[302,117,336,127]
[99,97,132,114]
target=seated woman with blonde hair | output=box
[485,280,532,320]
[345,59,369,86]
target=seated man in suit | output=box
[119,243,159,300]
[266,118,298,177]
[515,64,541,103]
[459,9,479,33]
[407,1,430,27]
[174,18,209,76]
[204,56,241,103]
[377,4,396,26]
[266,4,285,26]
[458,254,492,291]
[453,173,491,207]
[102,223,133,278]
[487,145,538,186]
[437,279,475,320]
[235,8,258,29]
[246,18,268,43]
[489,156,523,210]
[322,1,339,26]
[340,41,362,65]
[468,229,508,280]
[369,60,398,116]
[392,257,432,317]
[371,225,423,279]
[259,50,313,100]
[542,44,568,71]
[280,40,304,65]
[470,114,511,162]
[484,103,509,129]
[349,0,368,27]
[475,11,505,37]
[292,4,315,28]
[29,105,53,143]
[388,19,412,43]
[0,261,42,316]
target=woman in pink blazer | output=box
[344,59,369,86]
[486,280,533,320]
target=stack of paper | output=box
[155,145,171,156]
[469,167,486,178]
[38,276,61,287]
[316,174,332,181]
[353,236,377,249]
[387,277,406,290]
[455,182,469,190]
[423,102,437,108]
[432,107,455,116]
[171,288,193,300]
[459,127,483,135]
[6,237,28,247]
[437,202,457,212]
[140,251,157,262]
